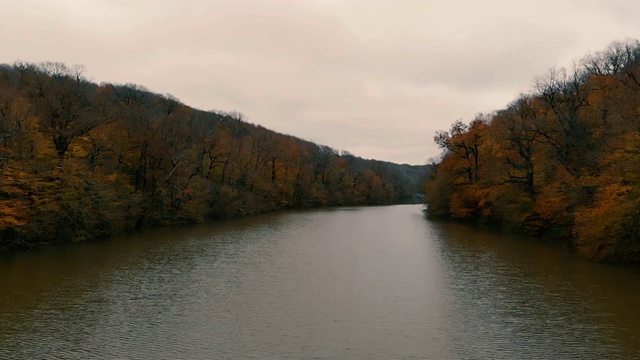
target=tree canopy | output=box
[0,62,428,251]
[424,40,640,263]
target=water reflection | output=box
[429,220,640,358]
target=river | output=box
[1,205,639,359]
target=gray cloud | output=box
[2,0,640,164]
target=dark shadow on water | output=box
[426,219,640,358]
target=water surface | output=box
[1,205,639,359]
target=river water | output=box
[1,205,639,359]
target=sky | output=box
[2,0,640,165]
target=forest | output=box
[424,40,640,263]
[0,62,428,252]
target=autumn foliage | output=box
[0,62,427,251]
[425,40,640,263]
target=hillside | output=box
[424,40,640,263]
[0,62,428,251]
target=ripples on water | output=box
[1,205,639,359]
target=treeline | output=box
[0,62,427,251]
[425,40,640,263]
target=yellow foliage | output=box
[574,183,637,260]
[0,201,28,227]
[449,184,493,219]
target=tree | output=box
[494,96,541,195]
[15,62,111,161]
[434,117,487,183]
[533,65,595,176]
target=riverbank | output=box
[423,206,640,265]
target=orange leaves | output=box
[434,116,488,184]
[0,168,38,233]
[532,183,571,222]
[0,186,29,229]
[0,60,425,251]
[574,183,638,261]
[424,40,640,262]
[105,173,119,183]
[449,184,493,220]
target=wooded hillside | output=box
[425,40,640,263]
[0,62,428,251]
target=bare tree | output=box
[497,96,541,194]
[533,65,594,175]
[16,62,111,161]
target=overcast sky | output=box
[2,0,640,164]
